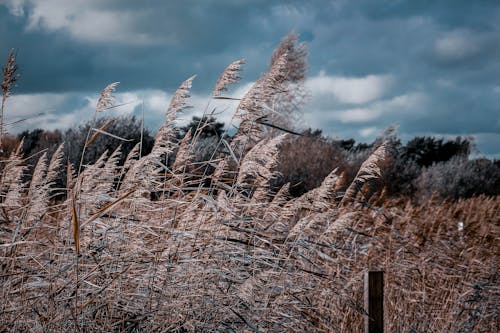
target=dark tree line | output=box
[275,129,499,200]
[8,116,500,202]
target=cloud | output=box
[5,87,247,135]
[359,126,378,138]
[306,73,394,104]
[318,92,426,124]
[4,92,69,119]
[3,0,24,16]
[1,0,499,156]
[4,0,163,44]
[433,29,485,64]
[472,132,500,158]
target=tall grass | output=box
[0,35,498,332]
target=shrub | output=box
[19,128,63,159]
[63,114,154,167]
[384,136,473,198]
[403,136,471,167]
[276,130,346,197]
[178,115,225,140]
[416,157,500,200]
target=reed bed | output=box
[0,34,498,332]
[1,186,498,332]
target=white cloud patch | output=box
[359,126,378,138]
[3,0,163,44]
[493,86,500,94]
[5,87,248,134]
[306,72,394,104]
[434,29,483,62]
[328,93,426,124]
[5,92,68,119]
[334,108,375,123]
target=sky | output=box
[0,0,499,157]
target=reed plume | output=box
[231,52,288,155]
[172,130,193,175]
[238,134,286,205]
[24,152,49,225]
[151,75,195,159]
[0,33,497,333]
[2,139,26,208]
[1,49,18,149]
[213,59,245,97]
[267,33,309,133]
[341,142,388,205]
[96,82,119,112]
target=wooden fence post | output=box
[364,270,384,333]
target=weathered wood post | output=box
[364,270,384,333]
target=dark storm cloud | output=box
[0,0,499,156]
[0,0,298,93]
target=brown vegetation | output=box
[0,34,498,332]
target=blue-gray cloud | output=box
[0,0,499,157]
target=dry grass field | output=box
[0,35,498,332]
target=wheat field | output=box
[0,35,498,332]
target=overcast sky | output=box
[1,0,499,157]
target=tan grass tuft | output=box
[341,142,388,205]
[96,82,119,112]
[213,59,245,97]
[1,49,18,147]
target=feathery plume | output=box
[151,75,196,159]
[122,142,141,172]
[0,138,23,195]
[95,145,122,196]
[24,145,64,226]
[320,212,359,241]
[236,53,288,119]
[237,135,282,185]
[1,49,18,101]
[213,59,245,97]
[47,143,65,186]
[25,153,49,224]
[231,53,288,155]
[79,150,109,196]
[1,49,18,147]
[66,160,77,192]
[334,171,349,192]
[263,182,291,222]
[341,142,387,205]
[267,33,309,134]
[238,134,286,203]
[96,82,119,112]
[116,142,140,192]
[270,33,307,83]
[2,139,26,207]
[173,130,193,171]
[166,75,196,123]
[119,156,157,198]
[312,168,341,210]
[27,152,48,198]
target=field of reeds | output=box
[0,35,498,332]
